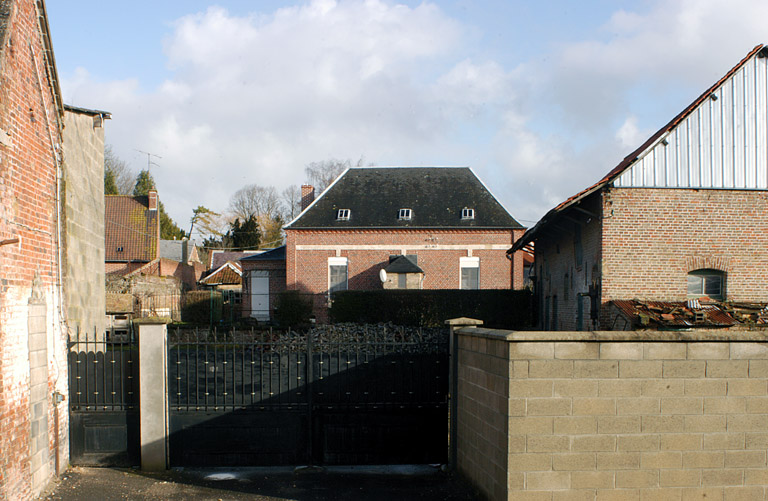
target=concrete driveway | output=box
[39,465,481,500]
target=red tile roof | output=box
[511,44,765,253]
[200,261,242,286]
[105,195,159,262]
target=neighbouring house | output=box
[199,259,243,291]
[250,167,525,322]
[105,190,160,276]
[0,0,106,497]
[240,245,286,321]
[509,44,768,331]
[159,238,203,266]
[207,249,260,271]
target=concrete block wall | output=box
[455,327,768,501]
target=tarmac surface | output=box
[39,465,481,500]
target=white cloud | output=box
[58,0,768,228]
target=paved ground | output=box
[39,465,481,500]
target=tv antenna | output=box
[135,149,162,172]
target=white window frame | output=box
[398,208,412,220]
[328,257,348,294]
[459,256,480,289]
[337,209,351,221]
[461,208,475,220]
[687,269,725,300]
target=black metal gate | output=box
[68,329,139,466]
[168,325,448,466]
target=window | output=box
[336,209,350,221]
[460,256,479,289]
[398,208,412,220]
[461,208,475,220]
[687,269,725,300]
[328,257,348,294]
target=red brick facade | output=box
[534,187,768,330]
[0,1,68,498]
[285,228,524,320]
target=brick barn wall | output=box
[0,1,68,499]
[534,193,603,331]
[601,188,768,312]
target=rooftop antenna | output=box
[135,149,162,172]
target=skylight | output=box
[398,208,412,220]
[337,209,351,221]
[461,208,475,220]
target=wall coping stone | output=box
[455,327,768,342]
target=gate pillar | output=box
[136,320,170,471]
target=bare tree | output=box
[229,184,282,221]
[281,185,302,221]
[104,145,136,194]
[304,156,367,194]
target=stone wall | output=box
[63,108,106,337]
[454,325,768,501]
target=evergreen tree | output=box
[226,215,261,250]
[104,169,118,195]
[131,169,186,240]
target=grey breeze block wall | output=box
[63,109,106,338]
[454,326,768,501]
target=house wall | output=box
[601,187,768,318]
[62,109,106,337]
[455,326,768,501]
[106,261,147,276]
[534,194,603,331]
[0,1,68,499]
[240,259,287,319]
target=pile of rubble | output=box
[611,299,768,330]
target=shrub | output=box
[274,290,313,327]
[182,290,222,324]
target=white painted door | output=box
[250,271,270,320]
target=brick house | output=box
[0,0,106,497]
[509,45,768,331]
[240,246,286,321]
[105,190,160,276]
[242,167,524,322]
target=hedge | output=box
[328,289,533,329]
[182,290,222,324]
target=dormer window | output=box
[398,208,412,220]
[337,209,351,221]
[461,208,475,220]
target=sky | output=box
[45,0,768,232]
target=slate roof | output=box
[385,255,424,274]
[240,245,286,261]
[511,44,766,252]
[105,195,159,262]
[286,167,523,230]
[159,239,199,263]
[208,250,260,270]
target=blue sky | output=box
[46,0,768,231]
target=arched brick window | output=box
[687,269,725,300]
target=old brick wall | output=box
[62,109,105,337]
[0,1,68,499]
[456,327,768,501]
[533,193,603,331]
[601,187,768,306]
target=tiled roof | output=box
[511,44,766,252]
[286,167,523,230]
[105,195,159,262]
[200,261,242,286]
[611,300,768,330]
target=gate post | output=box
[136,319,170,471]
[445,317,483,470]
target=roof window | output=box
[461,208,475,220]
[398,208,412,220]
[336,209,351,221]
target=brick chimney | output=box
[148,189,158,211]
[301,184,315,211]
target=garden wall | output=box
[452,324,768,501]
